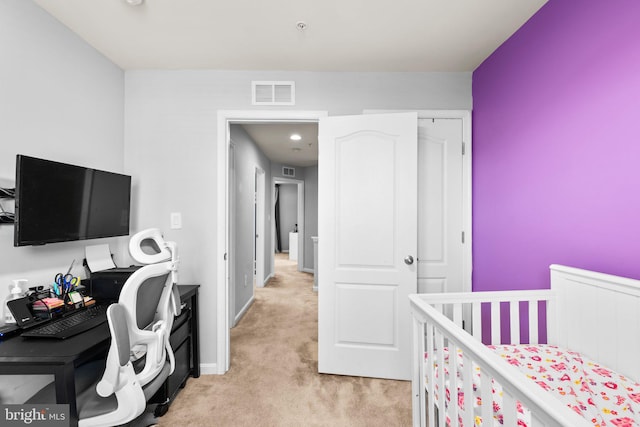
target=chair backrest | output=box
[117,228,180,387]
[81,303,147,427]
[79,302,173,427]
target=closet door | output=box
[417,118,465,295]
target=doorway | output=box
[273,177,305,273]
[217,110,327,374]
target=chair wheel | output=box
[154,404,169,417]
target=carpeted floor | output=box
[155,253,411,426]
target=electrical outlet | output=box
[244,274,248,287]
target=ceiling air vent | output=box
[252,81,295,106]
[282,166,295,177]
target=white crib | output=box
[409,264,640,427]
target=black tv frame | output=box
[14,155,131,247]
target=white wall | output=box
[124,69,472,371]
[0,0,124,402]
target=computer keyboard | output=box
[21,304,108,339]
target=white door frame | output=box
[255,167,266,287]
[272,177,305,273]
[365,109,472,293]
[217,110,328,374]
[228,141,237,328]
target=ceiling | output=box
[32,0,547,166]
[240,123,319,168]
[33,0,547,72]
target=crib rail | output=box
[409,292,590,427]
[419,290,554,345]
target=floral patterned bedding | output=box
[425,344,640,426]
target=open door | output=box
[318,112,417,380]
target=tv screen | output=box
[14,155,131,246]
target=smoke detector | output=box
[124,0,144,6]
[296,21,308,31]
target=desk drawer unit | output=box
[167,338,191,397]
[152,284,199,416]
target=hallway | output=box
[158,253,411,426]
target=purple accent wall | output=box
[472,0,640,298]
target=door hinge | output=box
[461,231,465,244]
[462,142,466,156]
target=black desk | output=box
[0,284,199,427]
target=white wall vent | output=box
[282,166,295,177]
[252,81,295,105]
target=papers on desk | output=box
[85,244,116,272]
[32,298,64,311]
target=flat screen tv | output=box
[14,155,131,246]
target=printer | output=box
[89,266,141,303]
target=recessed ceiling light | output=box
[124,0,144,6]
[290,134,302,141]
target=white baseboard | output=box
[302,267,314,274]
[200,363,219,375]
[263,273,274,286]
[234,295,255,325]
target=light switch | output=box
[170,212,182,229]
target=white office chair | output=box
[28,303,171,427]
[119,228,180,387]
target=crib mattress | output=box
[426,344,640,427]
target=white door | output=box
[417,118,464,294]
[318,112,417,380]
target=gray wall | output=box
[0,0,124,402]
[229,125,271,318]
[303,166,318,272]
[277,184,298,252]
[125,70,472,370]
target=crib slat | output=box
[434,303,443,314]
[530,412,544,427]
[510,301,520,344]
[462,352,474,427]
[502,388,517,426]
[529,300,539,344]
[436,331,446,427]
[472,302,482,341]
[480,367,493,427]
[413,316,426,427]
[453,303,462,328]
[450,343,459,426]
[490,302,500,344]
[426,322,435,427]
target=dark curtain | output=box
[274,184,281,252]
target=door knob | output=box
[404,255,414,265]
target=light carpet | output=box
[156,253,411,426]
